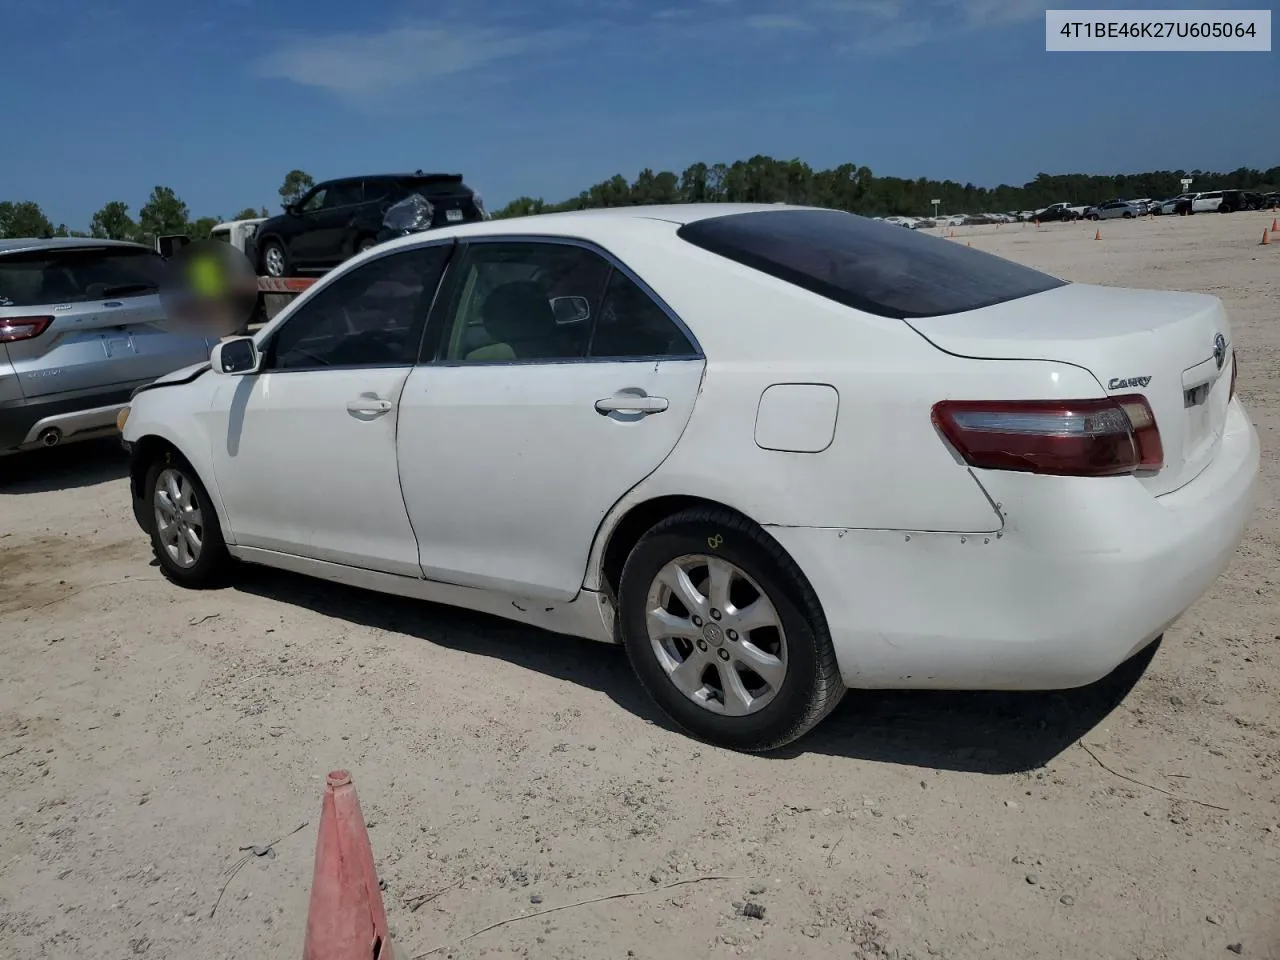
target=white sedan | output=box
[119,204,1260,752]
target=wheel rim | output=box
[264,245,284,277]
[154,467,204,569]
[645,554,788,717]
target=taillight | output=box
[932,395,1163,477]
[0,315,53,343]
[1229,350,1238,402]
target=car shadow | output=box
[233,567,1155,775]
[0,437,129,494]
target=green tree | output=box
[186,216,221,240]
[0,200,55,239]
[90,200,136,240]
[233,207,265,221]
[137,186,190,243]
[278,169,315,207]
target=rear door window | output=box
[677,209,1065,320]
[0,246,168,307]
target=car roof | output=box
[323,172,464,183]
[366,203,831,257]
[0,237,153,256]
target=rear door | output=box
[0,244,215,398]
[311,180,365,266]
[397,237,705,602]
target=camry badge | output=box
[1213,333,1227,370]
[1108,376,1152,390]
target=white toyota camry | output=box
[120,204,1260,752]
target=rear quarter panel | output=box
[578,223,1106,582]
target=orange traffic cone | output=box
[1262,229,1271,246]
[302,771,394,960]
[948,229,955,239]
[1094,228,1101,241]
[966,241,972,247]
[1271,217,1277,232]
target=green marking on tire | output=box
[707,533,724,549]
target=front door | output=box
[397,238,706,602]
[208,242,452,574]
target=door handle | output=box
[346,397,393,417]
[595,394,669,415]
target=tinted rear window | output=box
[677,209,1065,320]
[0,247,168,307]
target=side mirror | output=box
[550,295,591,326]
[211,336,260,375]
[284,202,299,215]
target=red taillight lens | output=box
[932,395,1163,477]
[1229,349,1238,402]
[0,315,53,343]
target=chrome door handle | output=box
[595,395,669,415]
[346,397,393,417]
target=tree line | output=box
[3,161,1277,244]
[0,170,315,245]
[489,159,1280,219]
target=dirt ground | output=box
[2,210,1277,960]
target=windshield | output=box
[0,246,168,307]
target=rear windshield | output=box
[0,246,168,307]
[677,209,1065,319]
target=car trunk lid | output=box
[905,282,1234,497]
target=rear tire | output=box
[617,507,845,752]
[259,239,289,278]
[145,453,230,589]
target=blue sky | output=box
[2,0,1276,228]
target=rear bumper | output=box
[769,399,1261,691]
[0,385,137,453]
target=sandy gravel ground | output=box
[2,210,1278,960]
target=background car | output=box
[1033,202,1079,222]
[120,204,1259,752]
[254,172,487,278]
[1084,200,1142,220]
[1,238,219,455]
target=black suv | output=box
[254,172,486,278]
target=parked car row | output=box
[1152,189,1276,215]
[875,189,1277,228]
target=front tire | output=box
[146,455,230,588]
[617,507,844,752]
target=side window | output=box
[299,188,327,213]
[268,245,450,370]
[363,178,391,204]
[588,269,698,359]
[323,182,363,208]
[441,242,611,363]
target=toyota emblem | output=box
[1213,333,1227,370]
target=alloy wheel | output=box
[645,554,788,716]
[153,467,204,569]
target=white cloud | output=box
[954,0,1044,24]
[252,24,570,99]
